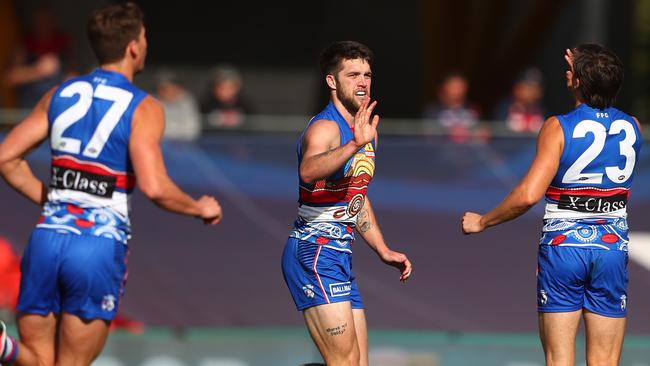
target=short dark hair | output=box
[87,2,144,65]
[572,44,624,109]
[319,41,373,77]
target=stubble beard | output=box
[336,87,360,116]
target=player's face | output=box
[333,58,371,114]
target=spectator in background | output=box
[495,67,545,133]
[5,4,76,108]
[154,69,201,141]
[423,71,484,143]
[200,65,251,128]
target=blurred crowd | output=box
[423,67,545,143]
[0,4,253,143]
[1,3,548,144]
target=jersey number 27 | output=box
[51,81,133,159]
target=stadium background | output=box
[0,0,649,365]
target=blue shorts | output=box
[282,237,363,311]
[17,228,128,321]
[537,245,628,317]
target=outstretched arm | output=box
[0,89,53,205]
[130,96,222,224]
[299,100,379,184]
[462,117,564,233]
[356,197,412,282]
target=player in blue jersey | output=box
[462,44,642,366]
[0,3,222,365]
[282,41,412,366]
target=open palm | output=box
[353,100,379,147]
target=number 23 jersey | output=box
[541,104,642,250]
[38,69,148,244]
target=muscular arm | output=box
[299,120,361,183]
[356,197,412,281]
[0,89,53,205]
[463,117,564,233]
[130,96,220,222]
[300,100,379,184]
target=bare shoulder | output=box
[303,119,340,146]
[536,116,564,152]
[305,119,339,135]
[37,86,59,112]
[538,116,563,138]
[541,116,561,129]
[134,95,163,119]
[132,95,164,128]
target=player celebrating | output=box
[0,3,222,365]
[282,41,412,366]
[463,44,642,366]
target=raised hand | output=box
[197,195,222,225]
[353,100,379,147]
[461,212,484,234]
[564,48,575,80]
[380,249,412,282]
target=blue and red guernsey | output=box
[290,102,376,251]
[540,104,642,250]
[38,69,148,244]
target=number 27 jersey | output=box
[38,69,148,244]
[541,104,642,250]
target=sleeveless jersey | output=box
[289,102,376,252]
[540,104,642,250]
[36,69,148,244]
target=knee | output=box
[327,344,360,366]
[545,352,573,366]
[346,347,360,366]
[586,354,620,366]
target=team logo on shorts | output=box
[539,289,548,306]
[302,284,315,298]
[102,295,116,312]
[620,295,627,311]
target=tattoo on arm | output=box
[325,322,348,337]
[357,208,371,233]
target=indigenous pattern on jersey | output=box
[289,101,376,251]
[541,104,642,251]
[37,69,147,244]
[539,217,629,251]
